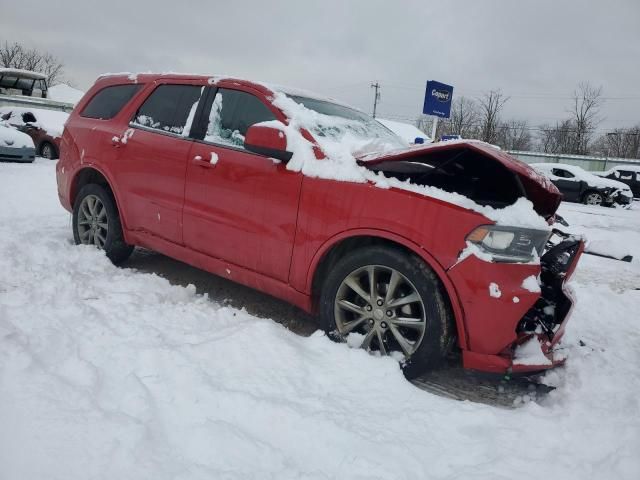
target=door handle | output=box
[192,154,216,168]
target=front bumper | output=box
[0,145,35,163]
[449,236,584,374]
[612,192,633,206]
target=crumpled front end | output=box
[448,234,584,374]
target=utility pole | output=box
[371,82,381,118]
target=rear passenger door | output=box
[116,82,204,244]
[183,87,302,282]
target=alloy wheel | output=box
[585,193,603,205]
[334,265,427,357]
[41,143,53,159]
[77,194,108,248]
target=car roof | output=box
[609,165,640,172]
[94,72,353,108]
[0,68,47,80]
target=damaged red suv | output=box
[56,73,583,377]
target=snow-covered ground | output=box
[1,159,639,480]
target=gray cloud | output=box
[2,0,639,133]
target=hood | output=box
[358,140,562,219]
[593,176,632,192]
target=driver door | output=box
[183,87,302,282]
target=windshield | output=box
[287,95,406,149]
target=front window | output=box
[204,88,276,149]
[286,95,406,150]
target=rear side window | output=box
[552,168,574,179]
[81,84,142,120]
[132,84,203,136]
[204,88,276,148]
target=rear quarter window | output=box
[81,84,142,120]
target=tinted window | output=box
[618,170,634,180]
[81,84,142,120]
[204,88,276,148]
[133,84,203,136]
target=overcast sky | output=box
[3,0,639,133]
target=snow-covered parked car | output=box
[0,121,35,162]
[532,163,633,207]
[57,73,585,377]
[376,118,430,144]
[0,106,69,159]
[594,165,640,199]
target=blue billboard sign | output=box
[423,80,454,118]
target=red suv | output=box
[56,73,583,377]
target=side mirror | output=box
[22,112,37,124]
[244,123,293,163]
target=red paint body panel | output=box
[56,73,580,374]
[447,255,540,355]
[183,142,302,282]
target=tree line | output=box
[416,83,640,159]
[0,41,64,85]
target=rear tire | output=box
[72,184,134,264]
[318,246,453,378]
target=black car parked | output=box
[596,166,640,199]
[532,163,633,207]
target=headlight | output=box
[466,225,551,263]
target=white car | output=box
[0,121,35,163]
[532,163,633,207]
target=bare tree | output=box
[538,120,576,154]
[415,97,480,140]
[0,41,64,85]
[496,120,532,151]
[478,90,508,144]
[592,126,640,158]
[568,82,603,155]
[449,97,480,138]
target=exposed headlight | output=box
[466,225,551,263]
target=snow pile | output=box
[0,106,69,138]
[377,118,430,144]
[513,338,552,366]
[521,275,541,293]
[0,122,34,148]
[1,160,640,478]
[48,84,85,105]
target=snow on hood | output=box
[376,118,430,144]
[267,92,552,229]
[0,122,35,148]
[0,106,69,138]
[48,84,85,105]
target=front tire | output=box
[40,141,57,159]
[72,184,134,264]
[583,191,603,206]
[319,246,453,378]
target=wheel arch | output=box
[70,166,128,230]
[307,229,468,349]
